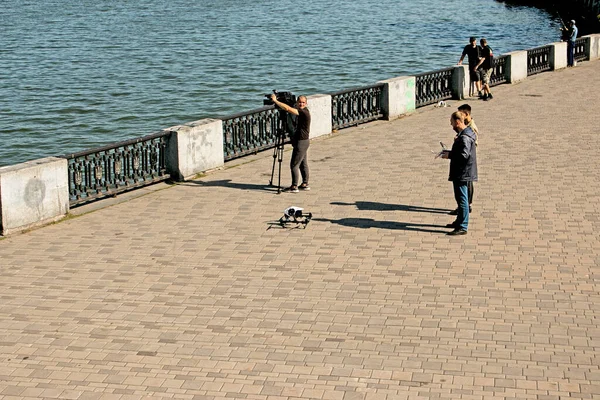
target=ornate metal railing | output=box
[490,55,508,87]
[63,131,171,206]
[527,46,552,75]
[222,106,284,161]
[331,84,384,130]
[574,38,587,62]
[415,67,453,107]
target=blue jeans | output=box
[568,40,575,66]
[453,181,469,231]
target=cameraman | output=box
[270,94,311,192]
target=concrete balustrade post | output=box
[585,34,600,60]
[165,119,224,181]
[377,76,416,120]
[0,157,70,236]
[550,41,568,70]
[506,50,528,83]
[306,94,332,139]
[451,65,469,101]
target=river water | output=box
[1,0,564,166]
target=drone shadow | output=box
[313,217,448,234]
[331,201,452,214]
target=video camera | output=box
[264,90,297,107]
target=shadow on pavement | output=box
[331,201,452,214]
[314,217,449,234]
[180,179,279,192]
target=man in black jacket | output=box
[441,111,478,235]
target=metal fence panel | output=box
[574,38,587,62]
[415,67,453,107]
[222,107,284,161]
[63,131,171,206]
[527,46,552,75]
[490,55,508,87]
[331,84,384,130]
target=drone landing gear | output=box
[278,206,312,228]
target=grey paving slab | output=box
[1,61,600,399]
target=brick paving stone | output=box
[1,61,600,399]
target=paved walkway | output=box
[1,61,600,400]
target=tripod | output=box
[269,129,286,194]
[269,110,295,194]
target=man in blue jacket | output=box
[441,111,478,235]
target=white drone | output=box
[279,206,312,227]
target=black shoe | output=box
[447,229,467,236]
[449,208,458,215]
[482,94,489,101]
[487,93,493,100]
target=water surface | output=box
[0,0,563,166]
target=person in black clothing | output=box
[458,37,483,97]
[270,94,311,193]
[475,38,494,101]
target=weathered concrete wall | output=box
[451,65,469,101]
[0,157,69,236]
[550,41,568,70]
[506,51,528,83]
[165,119,224,181]
[586,34,600,59]
[306,94,332,139]
[378,76,416,120]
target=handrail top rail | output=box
[220,105,276,121]
[329,82,385,97]
[415,66,455,78]
[527,45,553,52]
[62,130,173,160]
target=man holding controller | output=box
[270,94,311,193]
[439,111,478,235]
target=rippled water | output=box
[1,0,563,166]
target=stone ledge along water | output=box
[0,0,580,167]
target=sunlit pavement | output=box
[1,61,599,399]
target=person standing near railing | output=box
[270,94,312,193]
[458,37,483,98]
[567,20,578,67]
[475,38,494,101]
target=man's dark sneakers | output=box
[482,94,489,101]
[447,229,467,236]
[487,93,494,100]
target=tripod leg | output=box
[277,143,283,193]
[269,136,280,186]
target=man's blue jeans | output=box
[453,181,469,231]
[568,40,575,66]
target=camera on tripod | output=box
[264,90,297,107]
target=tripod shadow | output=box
[314,217,448,234]
[331,201,452,214]
[180,179,279,192]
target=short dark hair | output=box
[469,37,476,43]
[458,104,472,115]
